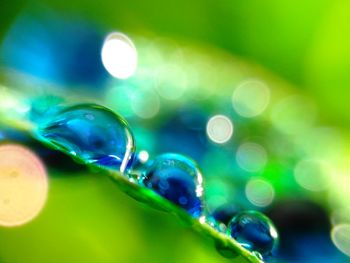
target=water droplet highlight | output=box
[36,104,135,173]
[227,210,278,259]
[141,153,204,218]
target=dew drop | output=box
[227,210,278,259]
[36,104,135,173]
[141,153,204,218]
[215,241,239,259]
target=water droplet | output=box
[141,153,204,218]
[36,104,135,173]
[227,211,278,259]
[215,241,239,259]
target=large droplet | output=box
[141,153,204,218]
[227,210,279,259]
[36,104,135,173]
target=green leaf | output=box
[2,117,263,263]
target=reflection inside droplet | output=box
[142,153,204,218]
[36,104,135,173]
[227,211,279,259]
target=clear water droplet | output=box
[36,104,135,173]
[227,210,279,259]
[141,153,204,218]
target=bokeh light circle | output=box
[331,224,350,256]
[236,142,267,172]
[294,159,329,191]
[245,178,275,207]
[0,144,48,227]
[232,80,270,118]
[206,115,234,144]
[138,150,149,163]
[101,32,137,79]
[271,95,317,134]
[131,88,160,119]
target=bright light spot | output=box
[138,150,149,163]
[245,178,275,207]
[270,225,278,239]
[331,224,350,256]
[232,80,270,118]
[101,32,137,79]
[0,86,30,116]
[0,144,48,227]
[294,159,329,191]
[199,215,206,224]
[131,88,160,119]
[236,142,267,172]
[206,115,234,144]
[271,95,317,134]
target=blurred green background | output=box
[2,0,349,124]
[1,0,350,263]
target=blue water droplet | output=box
[141,153,204,218]
[36,104,135,173]
[227,211,279,259]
